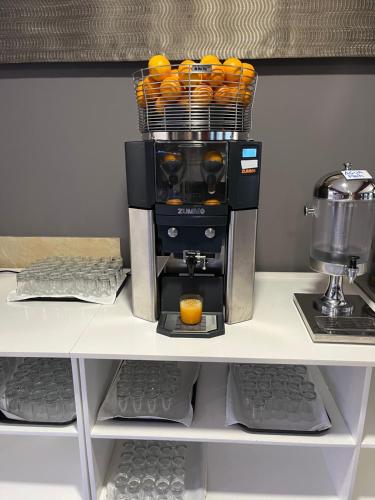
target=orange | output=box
[200,55,224,87]
[191,85,213,106]
[143,76,159,101]
[226,85,253,106]
[164,152,181,162]
[179,95,190,108]
[160,76,182,101]
[170,69,179,80]
[242,89,253,106]
[227,81,250,91]
[148,54,171,82]
[225,86,243,105]
[178,59,195,86]
[203,151,223,163]
[155,96,166,114]
[200,55,221,65]
[214,85,231,105]
[178,60,205,87]
[242,62,256,85]
[210,66,225,87]
[204,198,221,206]
[136,79,146,108]
[223,57,242,83]
[166,198,183,206]
[189,70,205,86]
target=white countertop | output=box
[71,272,375,366]
[1,271,375,364]
[0,273,101,357]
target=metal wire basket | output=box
[133,63,257,135]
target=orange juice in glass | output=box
[180,295,203,325]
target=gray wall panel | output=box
[0,60,374,270]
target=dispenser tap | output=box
[347,255,360,284]
[185,252,197,276]
[183,250,207,276]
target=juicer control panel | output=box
[241,147,259,175]
[228,141,261,210]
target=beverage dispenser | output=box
[295,162,375,343]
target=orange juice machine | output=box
[125,63,261,337]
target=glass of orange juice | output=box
[179,294,203,325]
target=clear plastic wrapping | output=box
[8,257,129,305]
[106,440,206,500]
[226,363,332,433]
[98,361,200,427]
[0,357,76,424]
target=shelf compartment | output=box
[0,357,84,437]
[352,449,375,499]
[91,362,354,447]
[362,371,375,448]
[89,440,353,500]
[0,434,86,500]
[206,443,352,499]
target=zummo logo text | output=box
[177,208,206,215]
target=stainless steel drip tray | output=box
[157,312,225,338]
[356,275,375,303]
[294,293,375,344]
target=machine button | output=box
[167,227,178,238]
[205,227,216,239]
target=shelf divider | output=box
[91,362,354,447]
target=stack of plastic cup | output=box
[110,440,188,499]
[2,357,76,423]
[16,256,125,298]
[234,363,317,423]
[116,361,182,416]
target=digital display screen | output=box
[242,148,257,158]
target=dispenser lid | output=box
[314,162,375,201]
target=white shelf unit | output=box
[352,449,375,499]
[1,273,375,499]
[0,355,90,499]
[79,357,372,500]
[0,434,85,500]
[362,371,375,448]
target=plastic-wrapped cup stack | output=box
[0,357,14,383]
[3,357,76,423]
[110,440,188,500]
[234,363,317,423]
[16,256,125,298]
[117,361,181,416]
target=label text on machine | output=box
[178,208,206,215]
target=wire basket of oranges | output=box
[134,55,257,134]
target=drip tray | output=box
[157,312,225,338]
[294,293,375,344]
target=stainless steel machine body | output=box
[294,162,375,344]
[226,209,257,324]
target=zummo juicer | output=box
[125,63,261,337]
[294,162,375,344]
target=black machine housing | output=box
[125,139,261,337]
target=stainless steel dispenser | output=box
[294,162,375,343]
[125,62,261,337]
